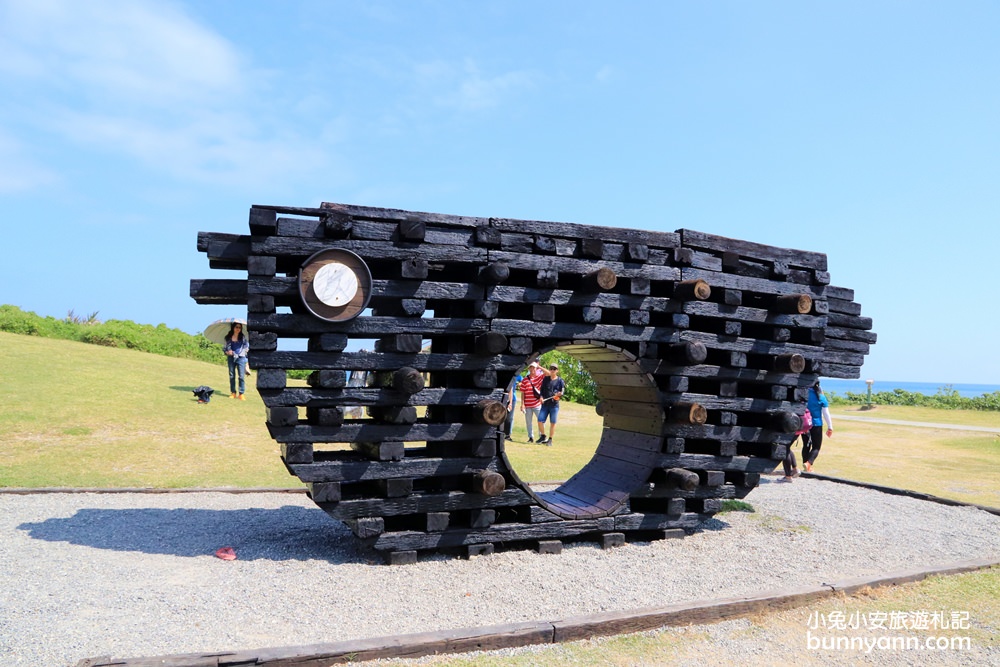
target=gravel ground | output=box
[2,477,999,667]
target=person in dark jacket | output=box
[223,322,250,400]
[503,374,522,441]
[536,364,565,446]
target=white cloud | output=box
[445,61,534,110]
[414,59,537,112]
[49,108,329,188]
[1,0,243,105]
[596,65,615,83]
[453,67,536,111]
[0,0,336,190]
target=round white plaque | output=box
[313,262,360,307]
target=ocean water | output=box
[820,379,1000,399]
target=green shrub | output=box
[968,392,1000,410]
[3,305,367,381]
[836,385,1000,411]
[720,499,755,513]
[0,305,223,364]
[0,305,78,338]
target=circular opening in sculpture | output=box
[501,341,664,520]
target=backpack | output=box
[796,408,813,435]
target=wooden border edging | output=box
[76,558,999,667]
[801,473,1000,517]
[550,583,830,642]
[822,558,999,594]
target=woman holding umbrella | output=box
[204,318,251,400]
[223,322,250,399]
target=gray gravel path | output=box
[2,477,999,667]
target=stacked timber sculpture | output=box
[192,202,875,564]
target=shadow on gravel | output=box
[692,517,730,532]
[17,505,380,564]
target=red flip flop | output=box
[215,547,237,560]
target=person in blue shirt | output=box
[536,364,566,446]
[223,322,250,400]
[802,381,834,471]
[504,374,522,441]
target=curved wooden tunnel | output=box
[513,341,665,521]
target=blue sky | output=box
[2,1,998,384]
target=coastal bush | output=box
[835,385,1000,411]
[0,305,222,364]
[0,305,79,338]
[2,304,329,381]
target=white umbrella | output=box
[203,317,248,345]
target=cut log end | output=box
[665,467,700,492]
[773,411,802,433]
[670,340,708,365]
[473,470,506,497]
[676,279,711,301]
[476,400,509,426]
[777,293,813,314]
[774,353,806,374]
[669,402,707,425]
[480,262,510,285]
[474,332,509,355]
[392,367,425,394]
[595,267,617,290]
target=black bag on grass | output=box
[193,386,214,403]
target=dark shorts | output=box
[538,401,559,423]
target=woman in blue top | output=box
[224,322,250,400]
[802,381,834,471]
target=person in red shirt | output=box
[518,362,544,443]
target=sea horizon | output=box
[821,378,1000,399]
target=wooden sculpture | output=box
[191,202,875,563]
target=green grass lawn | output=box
[0,332,290,488]
[503,400,603,483]
[836,402,1000,427]
[822,405,1000,507]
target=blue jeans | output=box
[228,356,247,394]
[539,401,560,424]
